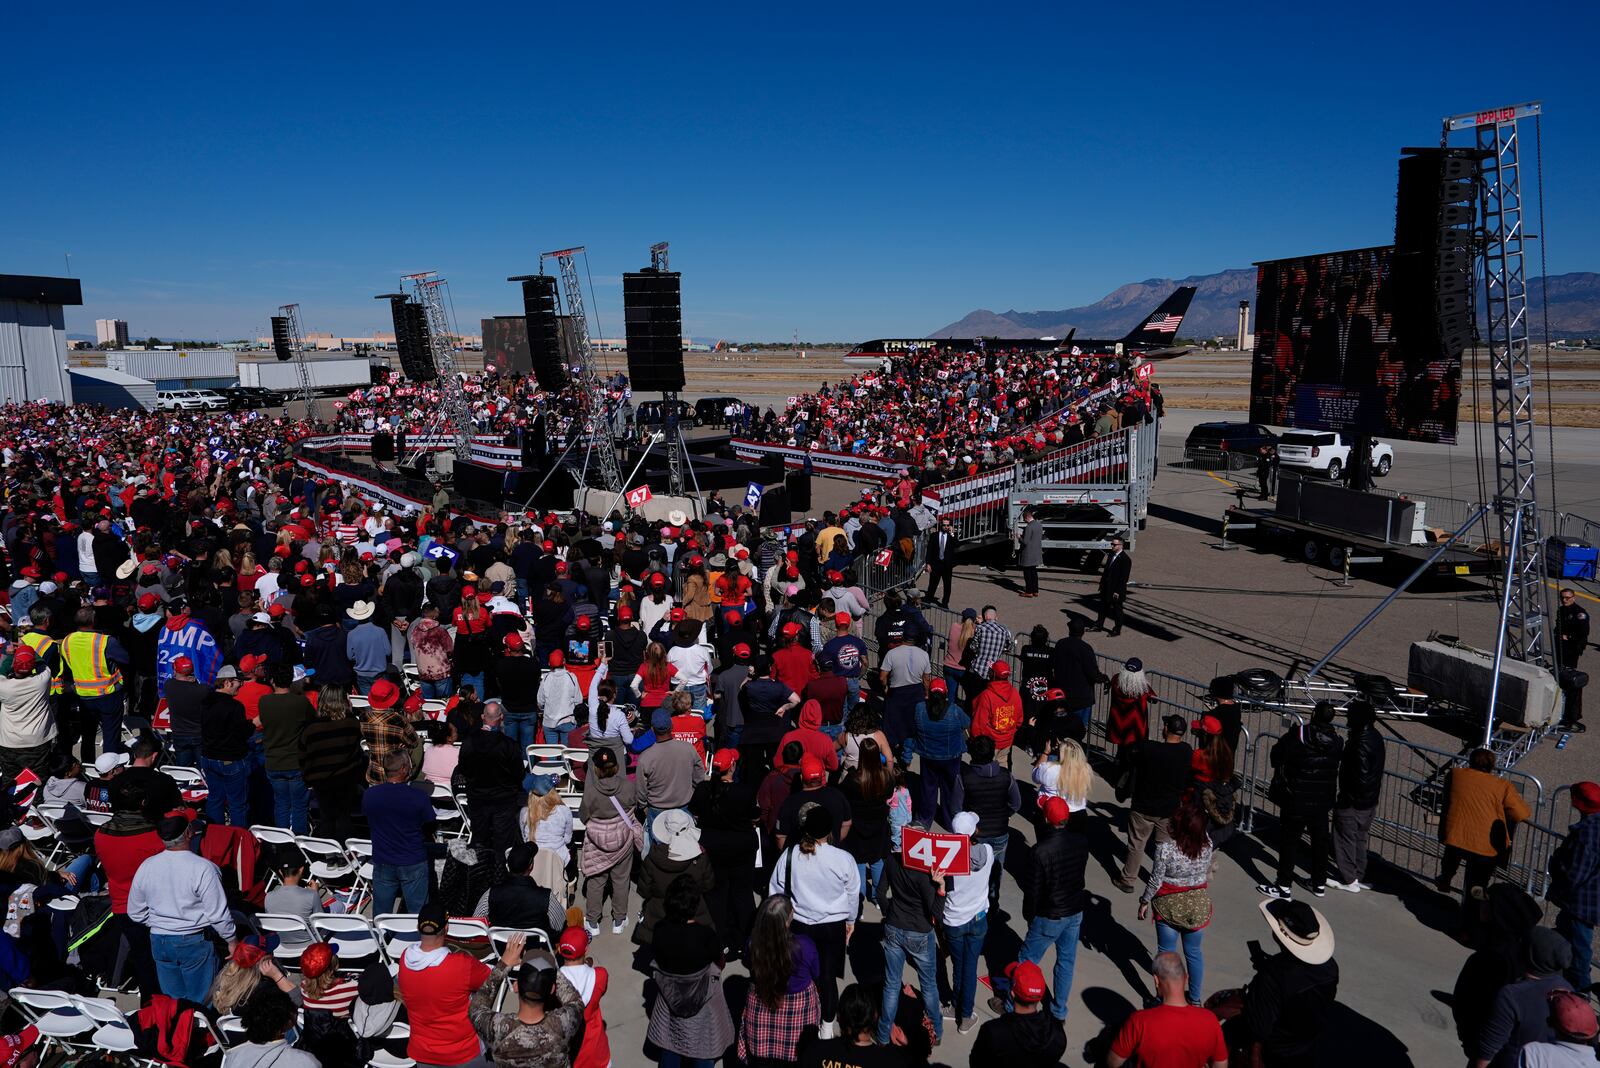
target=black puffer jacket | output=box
[1271,723,1344,816]
[1337,725,1385,808]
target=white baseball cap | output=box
[94,752,130,776]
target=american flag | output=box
[1143,314,1182,334]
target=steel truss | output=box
[1445,102,1550,671]
[278,303,318,424]
[540,247,623,495]
[403,272,474,461]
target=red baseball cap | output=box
[834,612,852,627]
[990,661,1011,680]
[1192,714,1223,736]
[1573,781,1600,815]
[617,605,635,622]
[800,754,827,783]
[172,656,195,676]
[1041,796,1071,826]
[669,607,686,622]
[575,615,592,631]
[239,653,266,673]
[505,631,525,650]
[732,642,752,660]
[268,603,286,618]
[557,926,590,961]
[712,749,740,772]
[724,608,743,625]
[1006,961,1047,1003]
[10,646,37,673]
[555,560,569,574]
[549,650,565,667]
[649,572,667,588]
[1045,688,1066,701]
[928,678,948,694]
[137,593,160,611]
[781,621,802,638]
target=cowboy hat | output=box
[1258,898,1334,965]
[115,559,139,580]
[347,600,375,622]
[667,509,688,527]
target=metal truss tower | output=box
[403,272,475,461]
[540,247,623,494]
[278,303,319,424]
[1445,102,1549,669]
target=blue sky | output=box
[3,3,1594,342]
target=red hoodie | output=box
[777,700,840,772]
[971,680,1025,748]
[562,962,611,1068]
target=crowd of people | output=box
[740,346,1164,479]
[0,383,1592,1068]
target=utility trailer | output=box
[1222,497,1500,578]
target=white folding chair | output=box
[8,988,88,1058]
[255,912,321,963]
[369,1052,416,1068]
[165,765,205,787]
[309,914,383,967]
[373,913,420,961]
[525,743,567,771]
[72,995,136,1054]
[444,792,472,842]
[345,837,374,902]
[295,835,357,883]
[23,802,66,865]
[420,698,447,721]
[212,1013,247,1048]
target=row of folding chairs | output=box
[251,912,553,973]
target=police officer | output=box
[1256,444,1278,500]
[1558,588,1590,671]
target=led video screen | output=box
[483,316,531,375]
[1249,246,1462,444]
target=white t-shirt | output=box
[666,644,713,688]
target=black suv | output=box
[1182,421,1278,462]
[693,396,743,427]
[634,399,696,427]
[220,386,283,410]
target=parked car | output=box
[220,385,283,410]
[156,390,209,411]
[693,396,743,426]
[634,399,696,427]
[1182,421,1278,463]
[1275,430,1394,480]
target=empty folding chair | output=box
[309,915,383,968]
[524,744,567,772]
[70,995,137,1054]
[255,912,321,964]
[373,913,420,962]
[8,989,88,1058]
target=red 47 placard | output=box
[901,827,970,876]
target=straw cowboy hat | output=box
[347,600,376,622]
[1258,898,1334,965]
[667,509,688,528]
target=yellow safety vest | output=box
[20,633,62,695]
[62,631,122,698]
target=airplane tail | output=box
[1119,286,1197,347]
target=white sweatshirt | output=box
[767,843,860,925]
[127,848,236,939]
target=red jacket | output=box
[971,680,1025,748]
[772,644,816,697]
[564,963,610,1068]
[777,701,840,772]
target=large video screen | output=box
[1249,246,1461,444]
[482,316,531,375]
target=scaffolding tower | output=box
[402,272,475,461]
[1444,102,1550,671]
[277,303,319,424]
[540,247,623,494]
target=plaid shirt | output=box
[737,981,820,1061]
[1550,812,1600,925]
[969,620,1012,679]
[361,709,419,785]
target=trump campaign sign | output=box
[901,827,970,876]
[626,484,653,507]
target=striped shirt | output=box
[302,977,359,1017]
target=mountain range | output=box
[933,269,1600,340]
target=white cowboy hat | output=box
[115,559,139,580]
[347,600,376,622]
[1258,898,1335,965]
[667,509,688,528]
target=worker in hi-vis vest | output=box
[62,607,131,755]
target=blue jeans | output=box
[1015,910,1082,1021]
[1156,920,1205,1004]
[170,733,202,770]
[82,692,125,754]
[1073,705,1093,733]
[844,676,861,712]
[267,769,310,834]
[64,853,101,892]
[356,673,382,694]
[81,570,101,588]
[457,672,485,699]
[976,833,1009,903]
[878,925,942,1042]
[150,932,220,1004]
[1558,911,1594,991]
[372,860,430,913]
[545,722,577,747]
[945,911,989,1020]
[202,757,250,827]
[504,712,537,753]
[420,677,452,698]
[857,859,884,903]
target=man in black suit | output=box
[1303,281,1378,388]
[923,517,959,607]
[1096,536,1132,637]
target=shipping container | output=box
[237,357,376,394]
[105,349,237,389]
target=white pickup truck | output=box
[1275,430,1394,481]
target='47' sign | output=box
[901,827,970,876]
[626,485,653,508]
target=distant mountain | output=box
[934,269,1600,340]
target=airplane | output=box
[843,286,1198,366]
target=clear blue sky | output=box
[3,3,1594,343]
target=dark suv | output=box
[1182,421,1278,463]
[633,399,696,427]
[693,396,743,427]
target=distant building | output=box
[95,318,130,346]
[0,274,80,404]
